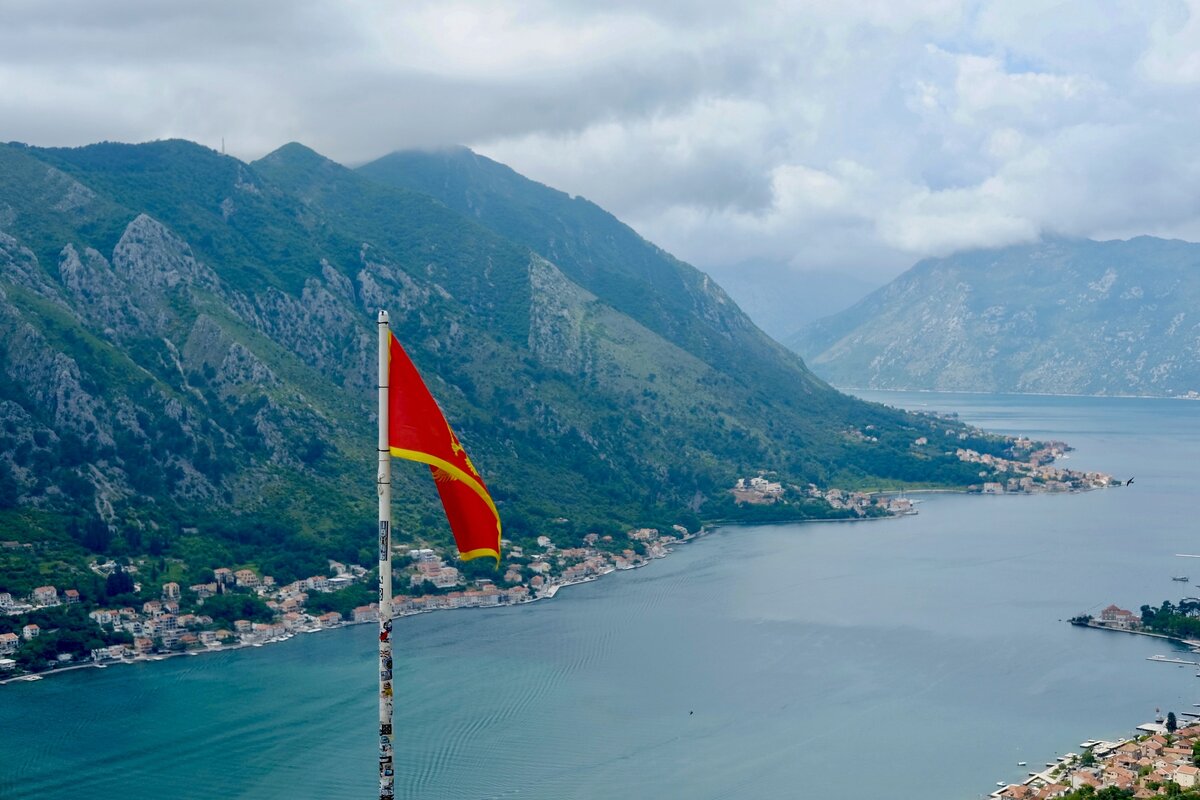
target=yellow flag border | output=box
[389,446,502,563]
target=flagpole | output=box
[377,310,395,800]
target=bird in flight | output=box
[1126,477,1135,486]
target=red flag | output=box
[388,333,501,562]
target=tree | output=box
[105,569,135,597]
[1168,711,1178,733]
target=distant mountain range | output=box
[0,139,1010,586]
[689,261,880,342]
[791,237,1200,397]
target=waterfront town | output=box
[991,719,1200,799]
[0,523,688,681]
[954,439,1121,494]
[0,448,1117,683]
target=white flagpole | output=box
[377,310,395,800]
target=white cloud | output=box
[1,0,1200,284]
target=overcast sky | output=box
[4,0,1200,281]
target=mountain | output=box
[0,138,1013,595]
[792,237,1200,396]
[701,261,881,341]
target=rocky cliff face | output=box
[792,237,1200,396]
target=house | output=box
[354,605,379,623]
[233,569,259,588]
[89,609,114,626]
[133,637,154,655]
[162,582,181,600]
[143,600,163,616]
[233,619,252,633]
[22,624,39,640]
[190,582,218,598]
[1176,765,1200,789]
[318,611,342,627]
[32,585,58,606]
[91,645,130,662]
[63,589,80,604]
[213,568,234,585]
[1099,604,1139,630]
[0,592,12,607]
[0,632,18,653]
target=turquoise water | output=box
[3,392,1200,799]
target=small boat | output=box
[997,782,1007,787]
[1174,576,1190,582]
[1018,761,1027,766]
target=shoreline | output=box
[0,538,687,686]
[843,386,1199,401]
[2,480,1107,687]
[1073,619,1200,649]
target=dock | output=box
[1146,655,1200,666]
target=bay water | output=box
[3,392,1200,799]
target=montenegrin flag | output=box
[388,333,501,563]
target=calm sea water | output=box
[3,392,1200,799]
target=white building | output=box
[32,585,58,606]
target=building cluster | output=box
[956,447,1117,492]
[0,560,373,671]
[732,476,785,504]
[2,520,706,676]
[0,583,82,617]
[994,723,1200,799]
[730,475,917,517]
[394,527,685,613]
[804,486,916,517]
[1096,604,1142,631]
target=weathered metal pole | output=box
[377,310,395,800]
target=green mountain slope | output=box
[0,138,1014,595]
[357,147,823,402]
[792,237,1200,396]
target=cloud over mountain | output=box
[4,1,1200,281]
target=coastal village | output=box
[984,602,1200,798]
[0,523,688,681]
[954,439,1121,493]
[991,720,1200,799]
[0,438,1120,684]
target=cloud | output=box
[1,0,1199,283]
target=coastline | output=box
[1073,619,1200,649]
[2,477,1112,688]
[0,533,694,686]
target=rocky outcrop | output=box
[527,256,597,377]
[112,214,219,294]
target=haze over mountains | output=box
[0,138,1012,579]
[792,237,1200,397]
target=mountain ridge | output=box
[0,137,1017,597]
[791,236,1200,396]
